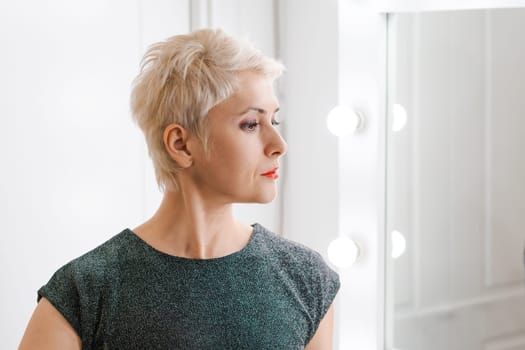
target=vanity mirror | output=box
[386,7,525,350]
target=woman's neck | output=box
[132,190,253,259]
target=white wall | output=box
[375,0,525,12]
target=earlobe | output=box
[163,124,193,168]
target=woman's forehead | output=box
[211,75,279,117]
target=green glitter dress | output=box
[38,223,340,349]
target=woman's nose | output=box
[265,126,287,158]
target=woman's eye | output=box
[272,120,281,127]
[241,121,259,131]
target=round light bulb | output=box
[327,236,360,268]
[391,230,406,259]
[326,105,362,137]
[392,104,407,132]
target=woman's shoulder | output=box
[52,229,133,282]
[252,223,331,271]
[252,223,340,325]
[36,229,133,339]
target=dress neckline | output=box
[124,223,261,263]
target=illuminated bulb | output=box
[327,236,360,268]
[326,105,363,137]
[392,104,407,132]
[391,230,406,259]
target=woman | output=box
[19,28,340,350]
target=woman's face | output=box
[189,71,287,204]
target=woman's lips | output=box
[261,167,279,179]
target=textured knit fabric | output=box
[37,223,340,350]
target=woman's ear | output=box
[163,123,193,168]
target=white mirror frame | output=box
[338,0,525,349]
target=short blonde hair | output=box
[130,28,284,192]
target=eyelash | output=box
[241,120,281,132]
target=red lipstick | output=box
[261,167,279,180]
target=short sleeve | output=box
[305,251,341,345]
[37,263,82,337]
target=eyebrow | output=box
[241,106,280,115]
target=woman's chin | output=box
[237,190,277,204]
[256,190,278,204]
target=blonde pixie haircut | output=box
[130,28,284,193]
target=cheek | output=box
[212,137,254,163]
[207,133,261,174]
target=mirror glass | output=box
[386,8,525,350]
